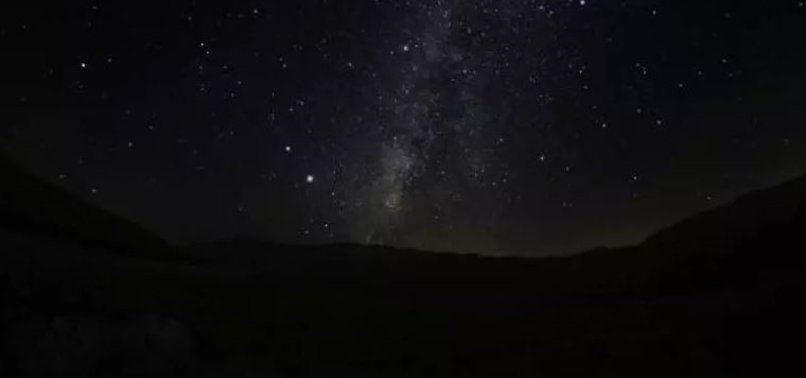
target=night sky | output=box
[2,0,806,255]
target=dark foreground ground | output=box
[1,158,806,377]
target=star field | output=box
[2,0,806,255]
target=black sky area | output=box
[2,0,805,256]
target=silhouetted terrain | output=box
[0,154,171,257]
[1,156,804,377]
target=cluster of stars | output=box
[2,0,804,255]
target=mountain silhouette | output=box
[645,174,806,254]
[0,153,171,257]
[0,160,804,377]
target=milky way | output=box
[354,0,575,249]
[361,1,462,244]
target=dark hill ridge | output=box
[183,173,806,294]
[630,173,806,290]
[0,160,805,377]
[0,153,171,257]
[645,173,806,252]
